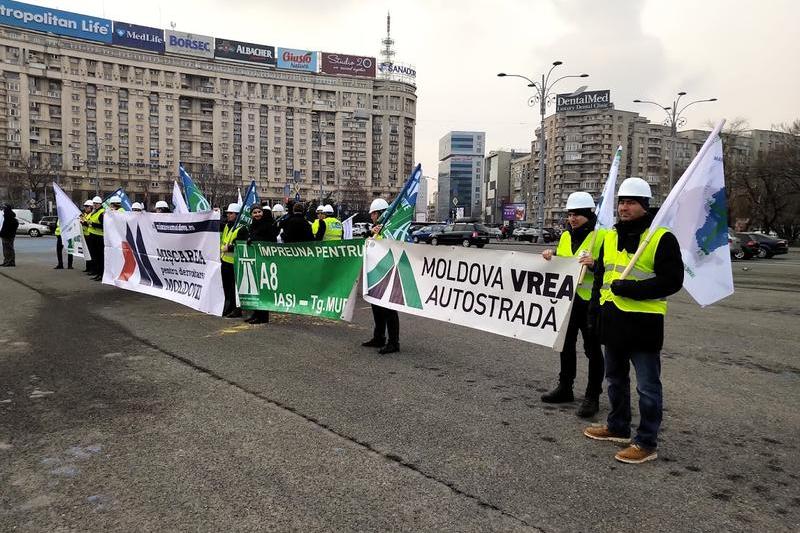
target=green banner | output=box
[234,239,364,320]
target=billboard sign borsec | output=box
[320,52,376,78]
[215,38,276,66]
[112,21,164,53]
[164,29,213,59]
[556,90,611,113]
[0,0,111,42]
[277,47,317,72]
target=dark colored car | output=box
[411,224,444,243]
[428,223,489,248]
[734,233,760,259]
[39,215,58,233]
[746,233,789,258]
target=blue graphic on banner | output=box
[112,21,164,53]
[0,0,112,43]
[277,48,318,72]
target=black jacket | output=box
[248,215,278,243]
[562,215,595,255]
[590,213,684,352]
[0,208,18,238]
[281,213,314,243]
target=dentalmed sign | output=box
[112,21,164,53]
[277,48,317,72]
[0,0,111,42]
[164,29,213,59]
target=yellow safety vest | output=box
[87,208,105,236]
[220,224,241,264]
[311,218,322,235]
[599,227,669,315]
[556,228,605,301]
[323,217,343,241]
[54,222,61,237]
[80,212,91,236]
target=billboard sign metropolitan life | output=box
[164,29,213,59]
[112,21,164,53]
[555,90,612,112]
[320,52,376,78]
[215,38,276,66]
[277,47,317,72]
[0,0,111,42]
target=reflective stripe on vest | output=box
[87,208,105,236]
[599,227,669,315]
[555,228,605,301]
[322,218,343,240]
[220,224,241,264]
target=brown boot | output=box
[583,425,631,444]
[615,444,657,464]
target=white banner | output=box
[363,240,581,350]
[102,211,224,316]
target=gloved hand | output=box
[610,279,637,297]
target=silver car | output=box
[16,219,50,237]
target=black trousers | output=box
[1,236,15,264]
[86,234,104,275]
[371,304,399,344]
[221,262,238,315]
[559,297,604,396]
[56,236,73,268]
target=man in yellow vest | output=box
[220,203,249,318]
[312,204,326,240]
[540,191,605,418]
[320,204,343,240]
[79,200,94,272]
[580,178,684,464]
[83,195,105,280]
[54,221,74,270]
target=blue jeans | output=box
[604,346,662,449]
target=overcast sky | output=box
[36,0,800,187]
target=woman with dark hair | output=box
[244,205,278,324]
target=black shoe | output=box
[378,343,399,355]
[541,383,574,403]
[362,338,385,347]
[249,318,269,324]
[227,309,242,318]
[91,275,102,281]
[54,265,64,269]
[67,266,74,270]
[2,262,15,267]
[576,396,600,418]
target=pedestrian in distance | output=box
[361,198,400,355]
[244,205,277,324]
[540,191,605,418]
[131,202,144,213]
[220,203,248,318]
[272,204,287,242]
[581,177,684,464]
[280,202,314,243]
[83,196,105,280]
[0,205,19,267]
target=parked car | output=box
[38,215,58,233]
[411,224,444,243]
[485,225,502,239]
[428,223,489,247]
[745,233,789,258]
[512,224,557,243]
[352,222,371,237]
[16,219,50,237]
[734,233,760,259]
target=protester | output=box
[321,204,343,240]
[131,202,144,212]
[581,177,684,464]
[83,196,105,280]
[80,200,94,272]
[54,222,74,270]
[220,203,248,318]
[0,205,19,267]
[243,205,278,324]
[154,200,171,213]
[362,198,400,355]
[272,204,287,242]
[281,202,314,243]
[541,191,605,417]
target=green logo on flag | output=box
[366,249,422,309]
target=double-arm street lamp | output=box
[498,62,588,241]
[632,92,717,191]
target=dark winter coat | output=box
[281,213,314,243]
[0,207,18,238]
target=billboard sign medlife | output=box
[556,90,612,112]
[277,47,317,72]
[320,52,376,78]
[164,29,213,59]
[215,38,276,66]
[112,21,164,53]
[0,0,111,42]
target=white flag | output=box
[172,181,189,214]
[342,214,356,240]
[237,187,243,207]
[53,182,82,241]
[652,120,733,306]
[596,146,623,229]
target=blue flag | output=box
[379,164,421,242]
[102,187,133,211]
[180,165,211,212]
[234,180,259,230]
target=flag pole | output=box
[619,120,726,279]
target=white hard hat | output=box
[316,205,325,213]
[131,202,144,211]
[261,204,271,211]
[108,195,122,204]
[226,203,241,213]
[617,177,652,199]
[369,198,389,213]
[272,204,285,213]
[92,196,102,203]
[84,200,94,207]
[565,191,595,211]
[323,204,334,214]
[155,200,169,209]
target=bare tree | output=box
[194,170,239,208]
[339,178,369,217]
[0,152,57,216]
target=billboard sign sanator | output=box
[164,29,213,58]
[277,47,317,72]
[0,0,112,42]
[556,90,612,112]
[215,38,276,66]
[112,21,164,53]
[320,52,376,78]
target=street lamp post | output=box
[632,92,717,193]
[498,63,588,243]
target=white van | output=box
[12,209,33,222]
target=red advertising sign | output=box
[320,52,376,78]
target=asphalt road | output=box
[1,236,798,532]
